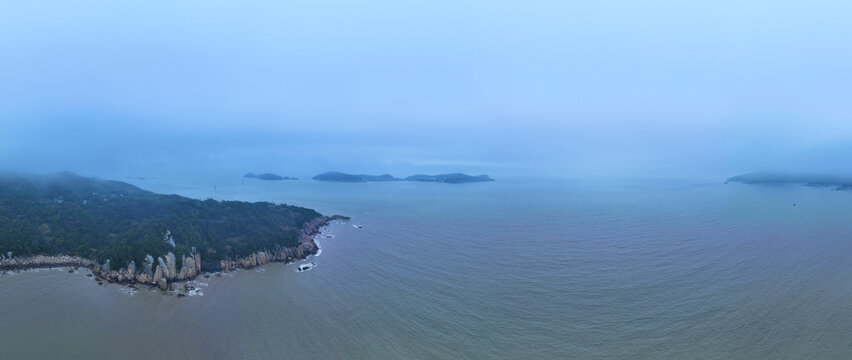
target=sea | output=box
[2,177,852,359]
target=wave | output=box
[296,263,316,272]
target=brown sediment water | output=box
[3,178,852,359]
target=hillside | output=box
[0,172,327,282]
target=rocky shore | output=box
[213,216,328,274]
[0,215,344,292]
[0,255,94,271]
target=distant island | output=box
[313,171,494,184]
[0,172,344,292]
[405,173,494,184]
[312,172,401,182]
[244,172,297,181]
[727,172,852,190]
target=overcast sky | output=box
[2,0,851,179]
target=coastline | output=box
[0,255,94,272]
[0,215,348,293]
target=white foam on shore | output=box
[119,287,137,297]
[296,263,316,272]
[314,239,323,257]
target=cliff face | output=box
[84,215,329,290]
[136,251,203,290]
[215,216,325,272]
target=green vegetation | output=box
[0,172,323,269]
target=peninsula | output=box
[0,172,340,291]
[313,171,494,183]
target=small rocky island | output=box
[727,173,852,190]
[0,172,342,291]
[313,171,494,184]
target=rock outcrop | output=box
[176,252,202,280]
[136,273,151,284]
[153,264,163,284]
[0,255,93,270]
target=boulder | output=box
[153,264,163,284]
[136,273,150,283]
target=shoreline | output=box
[0,215,349,293]
[0,255,94,272]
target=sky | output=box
[1,0,852,180]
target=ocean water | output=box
[2,177,852,359]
